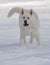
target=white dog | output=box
[8,7,40,45]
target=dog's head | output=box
[19,9,33,27]
[8,7,33,27]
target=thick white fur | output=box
[8,7,40,45]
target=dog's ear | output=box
[30,9,33,15]
[21,8,24,14]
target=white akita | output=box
[8,7,40,45]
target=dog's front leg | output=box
[35,33,40,45]
[20,33,26,45]
[30,35,34,44]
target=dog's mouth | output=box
[23,23,29,26]
[23,20,29,26]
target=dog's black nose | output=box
[24,20,29,26]
[24,20,27,24]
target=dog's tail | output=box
[8,7,22,17]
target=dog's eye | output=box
[27,17,29,19]
[23,17,25,19]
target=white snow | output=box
[0,0,45,3]
[0,2,50,65]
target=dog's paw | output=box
[20,39,24,45]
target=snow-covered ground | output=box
[0,0,44,3]
[0,1,50,65]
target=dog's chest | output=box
[19,21,38,35]
[23,27,32,35]
[20,26,36,35]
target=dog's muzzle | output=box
[23,20,29,26]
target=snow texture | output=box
[0,0,44,3]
